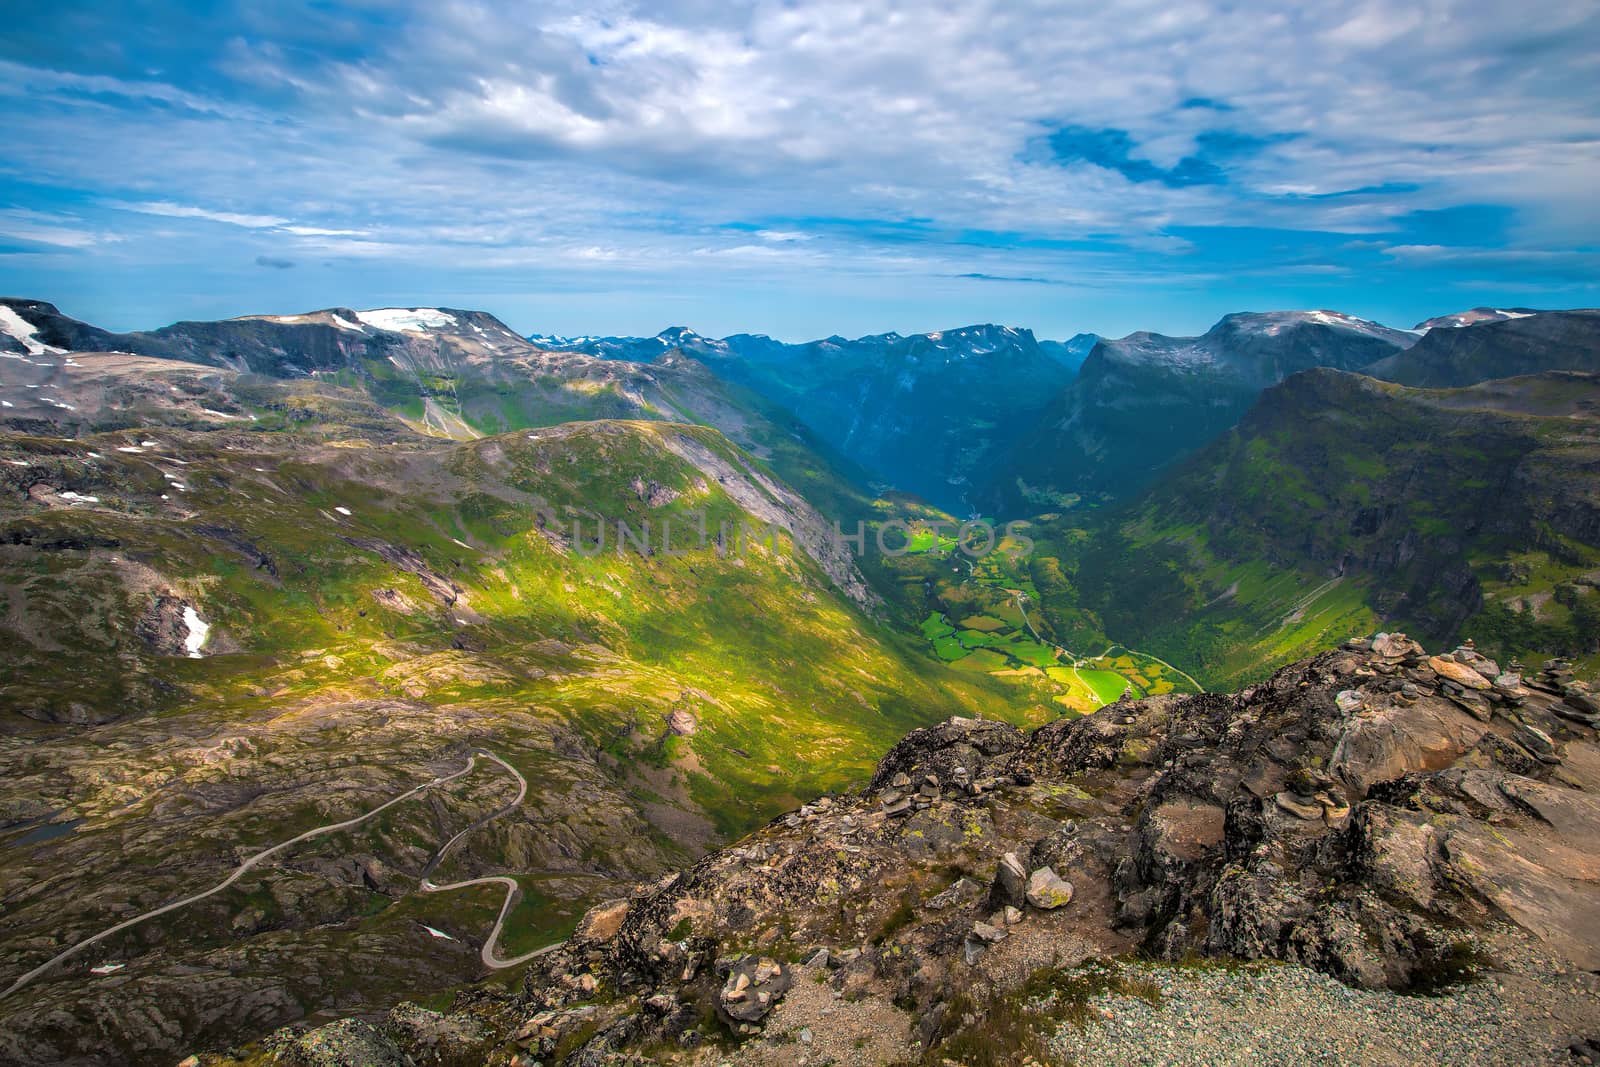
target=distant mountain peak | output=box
[1413,307,1542,331]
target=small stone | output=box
[971,920,1008,943]
[891,772,912,789]
[578,973,597,993]
[1335,689,1362,713]
[1003,905,1023,925]
[1446,688,1494,722]
[1317,792,1352,824]
[805,948,830,969]
[799,1027,813,1045]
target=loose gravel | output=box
[1049,943,1600,1067]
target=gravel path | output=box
[1048,943,1600,1067]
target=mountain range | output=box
[3,293,1600,1064]
[534,323,1080,512]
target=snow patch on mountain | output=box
[1412,307,1544,330]
[182,607,210,658]
[0,305,65,356]
[357,308,458,333]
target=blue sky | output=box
[1,1,1597,341]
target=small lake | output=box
[6,817,84,847]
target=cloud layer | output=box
[1,1,1596,337]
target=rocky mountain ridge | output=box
[1367,309,1600,388]
[221,634,1600,1066]
[980,310,1420,511]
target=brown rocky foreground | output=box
[220,636,1600,1066]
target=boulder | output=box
[1371,632,1423,659]
[274,1019,411,1067]
[717,955,792,1026]
[1429,656,1492,691]
[989,851,1027,909]
[1024,866,1074,910]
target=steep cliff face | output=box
[231,637,1600,1066]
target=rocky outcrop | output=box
[254,636,1600,1064]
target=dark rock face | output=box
[265,639,1600,1064]
[135,593,193,656]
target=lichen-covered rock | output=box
[1025,866,1074,909]
[272,1018,412,1067]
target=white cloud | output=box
[0,210,117,249]
[280,225,370,237]
[1,0,1597,317]
[115,201,290,229]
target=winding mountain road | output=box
[419,749,565,968]
[1,748,559,1002]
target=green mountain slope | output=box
[0,405,1057,1061]
[1024,369,1600,688]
